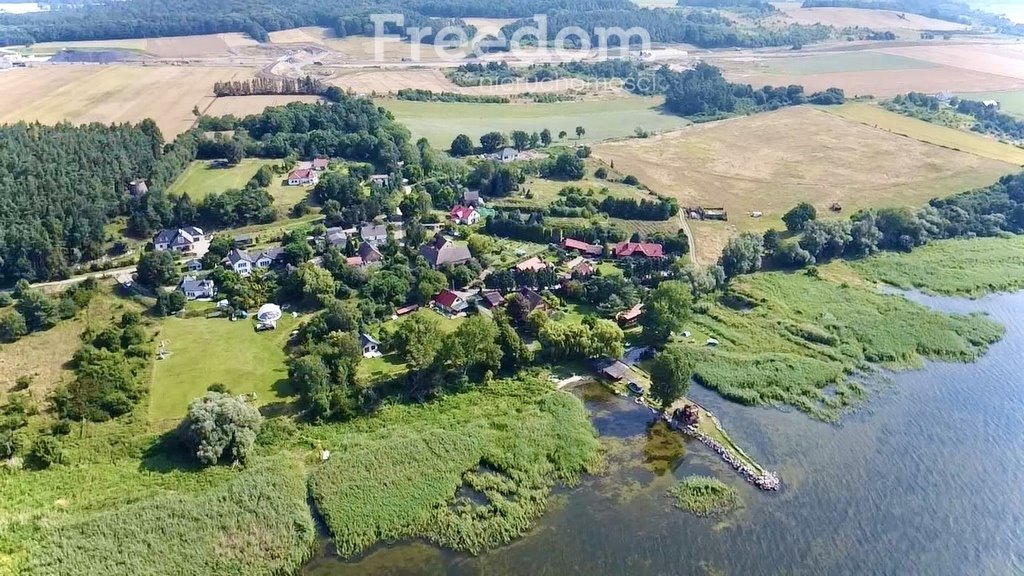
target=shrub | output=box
[0,429,25,459]
[0,310,28,342]
[178,392,263,466]
[29,436,65,468]
[594,167,608,179]
[0,291,12,307]
[622,175,639,186]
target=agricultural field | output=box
[379,96,690,148]
[148,312,299,425]
[851,235,1024,297]
[13,32,257,57]
[761,51,938,75]
[878,43,1024,80]
[957,89,1024,118]
[203,95,323,118]
[822,102,1024,164]
[0,65,256,136]
[594,106,1019,263]
[769,2,969,31]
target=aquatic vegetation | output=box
[668,476,741,517]
[642,420,686,475]
[851,235,1024,297]
[682,271,1004,420]
[307,377,601,557]
[20,459,316,576]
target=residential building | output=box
[128,178,148,197]
[185,258,203,272]
[311,157,329,171]
[222,247,284,277]
[179,275,216,300]
[287,168,319,186]
[449,205,480,225]
[434,289,470,315]
[516,287,548,314]
[566,257,595,278]
[360,333,381,357]
[359,223,389,246]
[463,189,483,207]
[370,174,391,187]
[153,226,204,253]
[420,233,472,268]
[356,241,383,266]
[499,147,518,163]
[563,238,604,257]
[617,303,643,327]
[613,242,664,259]
[480,290,504,309]
[515,256,547,272]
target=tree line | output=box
[213,76,326,98]
[886,92,1024,144]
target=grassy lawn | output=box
[378,96,690,148]
[489,239,550,269]
[148,312,300,424]
[824,102,1024,164]
[957,89,1024,118]
[166,159,273,200]
[764,52,939,75]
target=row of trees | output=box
[212,76,326,97]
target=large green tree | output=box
[649,347,694,409]
[640,280,692,346]
[178,392,263,466]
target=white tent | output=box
[256,303,282,323]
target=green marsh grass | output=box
[307,376,601,556]
[668,476,741,517]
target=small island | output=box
[668,476,742,517]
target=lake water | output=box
[305,291,1024,575]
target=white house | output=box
[153,226,205,253]
[222,247,284,277]
[179,276,216,300]
[449,205,480,225]
[360,333,381,358]
[359,223,389,246]
[287,168,319,186]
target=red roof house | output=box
[617,303,643,326]
[563,238,603,256]
[434,289,469,314]
[449,205,480,225]
[515,256,547,272]
[614,242,664,259]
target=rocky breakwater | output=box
[665,414,781,491]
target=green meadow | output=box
[765,51,939,75]
[378,96,690,148]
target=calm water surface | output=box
[305,292,1024,576]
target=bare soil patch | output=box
[594,106,1018,263]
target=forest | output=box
[0,0,832,48]
[0,93,414,286]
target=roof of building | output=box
[360,333,380,347]
[154,226,203,245]
[614,242,664,258]
[288,168,313,180]
[358,241,383,262]
[480,290,504,307]
[395,304,420,316]
[450,205,477,221]
[517,287,545,312]
[515,256,547,272]
[360,223,388,239]
[571,259,595,277]
[563,238,603,255]
[434,289,464,309]
[311,157,329,169]
[463,189,480,203]
[224,248,252,266]
[257,246,285,262]
[180,275,214,292]
[618,303,643,322]
[420,235,472,268]
[601,360,632,381]
[346,256,364,267]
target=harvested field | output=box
[761,51,937,75]
[204,95,323,117]
[823,102,1024,164]
[145,33,257,57]
[771,2,969,31]
[18,38,149,54]
[332,69,458,94]
[721,64,1024,98]
[878,44,1024,80]
[268,27,329,45]
[0,65,255,136]
[594,106,1018,263]
[380,96,689,147]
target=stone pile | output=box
[665,415,781,491]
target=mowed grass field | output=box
[379,96,690,148]
[149,313,299,424]
[958,90,1024,118]
[167,159,310,211]
[823,102,1024,164]
[594,106,1019,263]
[0,65,256,136]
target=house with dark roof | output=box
[617,303,643,327]
[434,289,470,315]
[179,275,216,300]
[287,168,318,186]
[360,333,381,357]
[185,258,203,272]
[463,189,482,207]
[420,234,472,268]
[480,290,504,309]
[516,287,548,314]
[153,226,204,252]
[614,242,664,259]
[357,241,383,265]
[563,238,603,257]
[324,226,351,249]
[222,247,285,277]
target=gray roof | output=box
[420,235,471,268]
[223,248,252,266]
[180,275,214,293]
[257,246,285,261]
[360,333,380,347]
[358,241,383,262]
[154,226,202,245]
[360,223,388,239]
